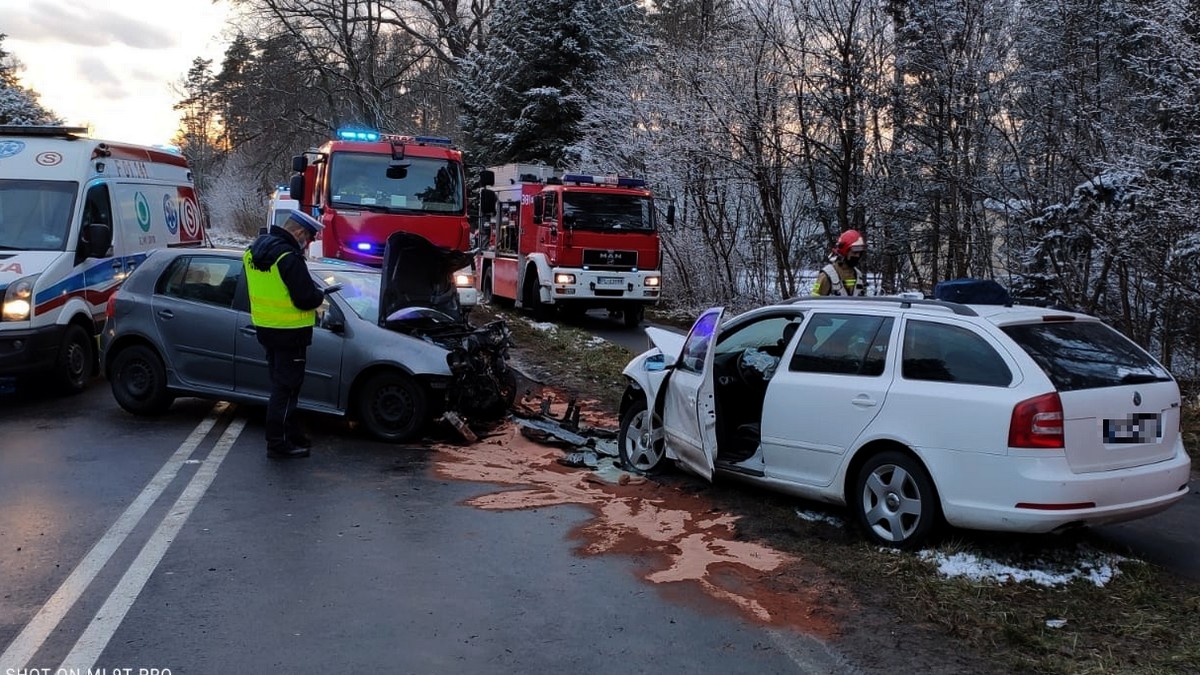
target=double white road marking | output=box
[0,403,245,672]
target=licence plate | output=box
[1103,413,1161,444]
[597,276,624,286]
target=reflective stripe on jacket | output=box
[244,249,315,328]
[816,262,866,296]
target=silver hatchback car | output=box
[100,237,514,442]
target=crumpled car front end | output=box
[378,232,516,422]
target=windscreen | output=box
[319,269,380,321]
[563,192,655,232]
[0,179,77,251]
[328,152,463,214]
[1001,320,1172,391]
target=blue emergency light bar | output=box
[337,128,381,142]
[561,174,647,188]
[413,135,452,146]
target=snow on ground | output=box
[585,336,607,348]
[918,547,1126,587]
[207,229,253,249]
[795,508,1126,587]
[527,321,558,333]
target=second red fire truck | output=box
[475,164,670,327]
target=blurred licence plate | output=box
[1103,413,1161,444]
[597,277,624,286]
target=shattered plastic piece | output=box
[1045,618,1068,629]
[591,439,619,458]
[516,416,589,447]
[558,451,600,468]
[441,411,478,443]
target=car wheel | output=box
[853,450,940,550]
[623,304,644,329]
[55,324,94,394]
[481,268,494,305]
[357,371,428,442]
[110,344,174,415]
[618,398,667,474]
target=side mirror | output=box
[288,174,306,205]
[532,195,543,224]
[666,203,675,227]
[322,283,344,295]
[479,188,497,217]
[86,223,112,258]
[479,170,495,188]
[292,155,308,173]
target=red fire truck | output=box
[287,128,476,306]
[475,164,670,327]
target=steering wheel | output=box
[736,348,774,388]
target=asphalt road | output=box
[0,380,851,675]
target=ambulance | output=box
[265,185,299,233]
[0,125,206,394]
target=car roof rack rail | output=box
[785,295,979,317]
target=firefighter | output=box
[244,210,328,459]
[812,229,868,297]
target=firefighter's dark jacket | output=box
[247,225,325,348]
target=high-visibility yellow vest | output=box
[243,250,314,328]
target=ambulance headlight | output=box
[3,274,39,321]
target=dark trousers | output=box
[265,344,307,449]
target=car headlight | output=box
[2,274,39,321]
[645,276,661,287]
[554,273,576,284]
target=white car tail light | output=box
[1008,392,1064,449]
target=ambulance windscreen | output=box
[0,179,77,251]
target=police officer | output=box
[245,210,328,459]
[812,229,868,297]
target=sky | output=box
[6,0,233,147]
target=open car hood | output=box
[645,326,687,363]
[378,231,474,325]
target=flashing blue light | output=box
[355,242,374,252]
[413,135,452,146]
[337,128,380,142]
[562,174,594,185]
[617,177,647,188]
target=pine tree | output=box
[0,34,60,126]
[457,0,649,166]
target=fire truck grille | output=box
[582,249,638,270]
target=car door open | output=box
[661,307,724,480]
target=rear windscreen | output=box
[1001,321,1172,391]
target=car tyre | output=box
[618,397,667,474]
[55,324,94,394]
[358,371,428,442]
[523,271,549,321]
[852,450,941,550]
[110,344,174,415]
[623,304,645,329]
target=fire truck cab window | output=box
[329,152,464,214]
[562,192,654,232]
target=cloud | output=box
[75,59,130,98]
[6,3,176,50]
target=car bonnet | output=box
[377,231,474,324]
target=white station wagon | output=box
[617,296,1192,549]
